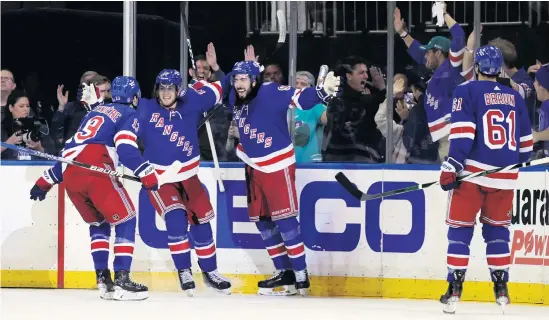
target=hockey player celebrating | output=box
[223,60,340,296]
[137,69,231,296]
[29,76,157,301]
[438,45,533,313]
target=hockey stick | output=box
[1,142,184,186]
[181,8,225,192]
[335,157,549,201]
[258,10,287,68]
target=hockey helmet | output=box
[474,45,504,76]
[111,76,141,104]
[156,69,183,87]
[231,61,261,84]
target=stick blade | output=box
[335,172,364,200]
[276,10,286,44]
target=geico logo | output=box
[138,179,426,254]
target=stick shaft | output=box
[1,142,140,182]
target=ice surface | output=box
[1,288,547,320]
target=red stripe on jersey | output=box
[487,255,511,267]
[449,52,464,62]
[90,240,109,250]
[447,255,469,267]
[155,159,200,175]
[256,148,295,167]
[450,126,475,135]
[465,164,518,180]
[192,82,205,90]
[429,121,448,133]
[114,244,134,254]
[115,134,136,142]
[520,139,533,148]
[286,243,305,257]
[168,240,190,252]
[195,243,216,257]
[267,244,286,257]
[209,82,222,96]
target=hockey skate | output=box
[294,269,310,296]
[113,270,149,301]
[96,269,114,300]
[491,270,510,313]
[440,270,465,314]
[202,270,232,295]
[257,270,297,296]
[178,268,196,297]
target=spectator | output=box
[402,68,440,164]
[92,75,112,103]
[51,71,105,153]
[188,43,226,83]
[488,37,537,122]
[323,56,386,162]
[531,64,549,156]
[394,5,465,160]
[1,90,55,160]
[293,70,327,163]
[188,43,231,161]
[1,69,17,122]
[263,63,284,84]
[374,75,408,163]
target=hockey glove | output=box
[316,71,341,103]
[135,162,159,191]
[30,177,54,201]
[81,83,103,110]
[439,157,464,191]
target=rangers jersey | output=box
[448,80,533,189]
[227,82,328,173]
[408,24,466,141]
[42,102,149,185]
[137,80,222,182]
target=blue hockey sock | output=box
[275,217,307,272]
[113,217,136,272]
[255,221,292,270]
[165,209,191,270]
[89,223,111,271]
[446,226,473,282]
[482,224,510,281]
[189,222,217,273]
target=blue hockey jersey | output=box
[228,82,328,173]
[408,24,466,142]
[137,80,222,182]
[42,103,149,185]
[448,80,533,189]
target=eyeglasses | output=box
[1,77,14,82]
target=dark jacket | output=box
[323,85,386,162]
[51,101,89,153]
[1,114,55,160]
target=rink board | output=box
[1,161,548,304]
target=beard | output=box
[234,84,260,107]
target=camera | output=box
[13,117,47,144]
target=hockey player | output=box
[29,76,157,301]
[137,69,231,296]
[438,46,533,313]
[222,61,340,296]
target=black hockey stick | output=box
[181,6,225,192]
[335,156,549,201]
[1,142,186,186]
[258,10,287,67]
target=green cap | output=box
[420,36,451,52]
